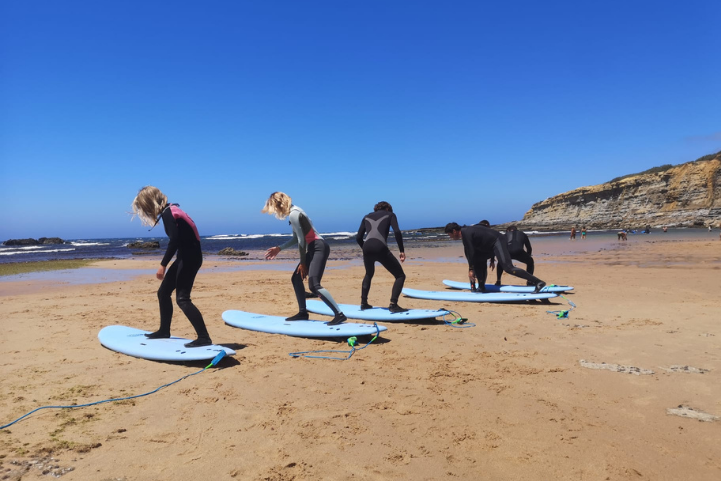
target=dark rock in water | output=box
[127,241,160,249]
[218,247,249,256]
[4,237,65,246]
[3,238,40,246]
[38,237,65,244]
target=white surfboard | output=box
[222,310,387,337]
[442,280,574,293]
[305,300,449,322]
[402,288,556,302]
[98,325,235,362]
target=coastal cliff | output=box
[512,151,721,230]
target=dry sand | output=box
[1,238,720,480]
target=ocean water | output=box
[0,228,716,265]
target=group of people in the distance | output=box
[131,186,542,348]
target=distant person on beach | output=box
[444,222,546,293]
[663,226,668,232]
[131,186,212,348]
[355,201,407,312]
[617,230,628,241]
[262,192,347,325]
[496,226,535,286]
[581,226,587,239]
[570,227,576,240]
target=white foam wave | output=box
[0,245,46,251]
[70,242,110,246]
[321,231,356,237]
[206,233,290,240]
[0,247,76,256]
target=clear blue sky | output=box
[1,0,719,239]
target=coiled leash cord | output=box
[441,309,475,328]
[0,351,227,430]
[289,323,381,361]
[546,291,577,319]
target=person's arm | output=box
[355,218,366,248]
[160,208,178,268]
[390,213,405,254]
[461,230,475,288]
[523,234,532,255]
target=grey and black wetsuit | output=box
[279,205,343,315]
[356,210,406,304]
[461,225,542,290]
[496,229,534,284]
[157,204,210,340]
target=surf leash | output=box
[546,290,577,319]
[0,351,227,430]
[288,323,381,361]
[441,309,475,328]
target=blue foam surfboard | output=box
[402,288,556,302]
[98,325,235,362]
[442,280,573,293]
[305,300,449,322]
[222,310,387,338]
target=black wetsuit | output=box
[156,204,210,340]
[356,210,406,304]
[497,229,534,284]
[461,225,541,290]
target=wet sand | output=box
[0,237,720,480]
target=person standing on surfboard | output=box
[262,192,348,326]
[444,222,546,293]
[495,225,535,287]
[355,201,408,313]
[131,186,213,348]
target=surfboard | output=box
[305,300,449,322]
[98,325,235,362]
[222,310,387,338]
[402,288,556,302]
[442,280,574,293]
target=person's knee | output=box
[158,288,171,301]
[176,294,193,310]
[308,277,322,293]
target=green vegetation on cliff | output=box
[609,150,721,184]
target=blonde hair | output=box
[261,192,292,220]
[131,186,168,226]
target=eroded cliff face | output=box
[515,154,721,230]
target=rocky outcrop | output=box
[3,237,65,246]
[127,241,160,249]
[510,152,721,230]
[218,247,249,256]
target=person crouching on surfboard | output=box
[355,201,408,313]
[131,186,213,348]
[262,192,347,326]
[444,222,546,293]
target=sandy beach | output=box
[1,237,720,480]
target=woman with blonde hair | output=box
[131,186,212,347]
[262,192,347,325]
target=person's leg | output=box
[174,257,211,347]
[495,257,503,285]
[377,247,406,311]
[147,261,178,338]
[287,261,309,320]
[471,257,488,292]
[306,240,346,324]
[494,241,544,290]
[512,250,535,284]
[360,245,378,309]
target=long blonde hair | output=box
[131,186,168,226]
[261,192,292,220]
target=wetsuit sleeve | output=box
[356,218,366,248]
[390,213,404,253]
[461,230,474,268]
[523,233,532,255]
[280,211,308,266]
[160,208,178,267]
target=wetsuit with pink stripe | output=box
[156,204,210,341]
[279,205,342,315]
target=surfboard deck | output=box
[402,288,556,302]
[305,300,449,322]
[222,310,387,337]
[98,325,235,362]
[442,280,573,293]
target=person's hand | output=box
[399,252,406,263]
[296,264,308,280]
[265,246,281,260]
[489,259,495,271]
[156,265,166,280]
[468,269,475,282]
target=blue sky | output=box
[1,0,719,239]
